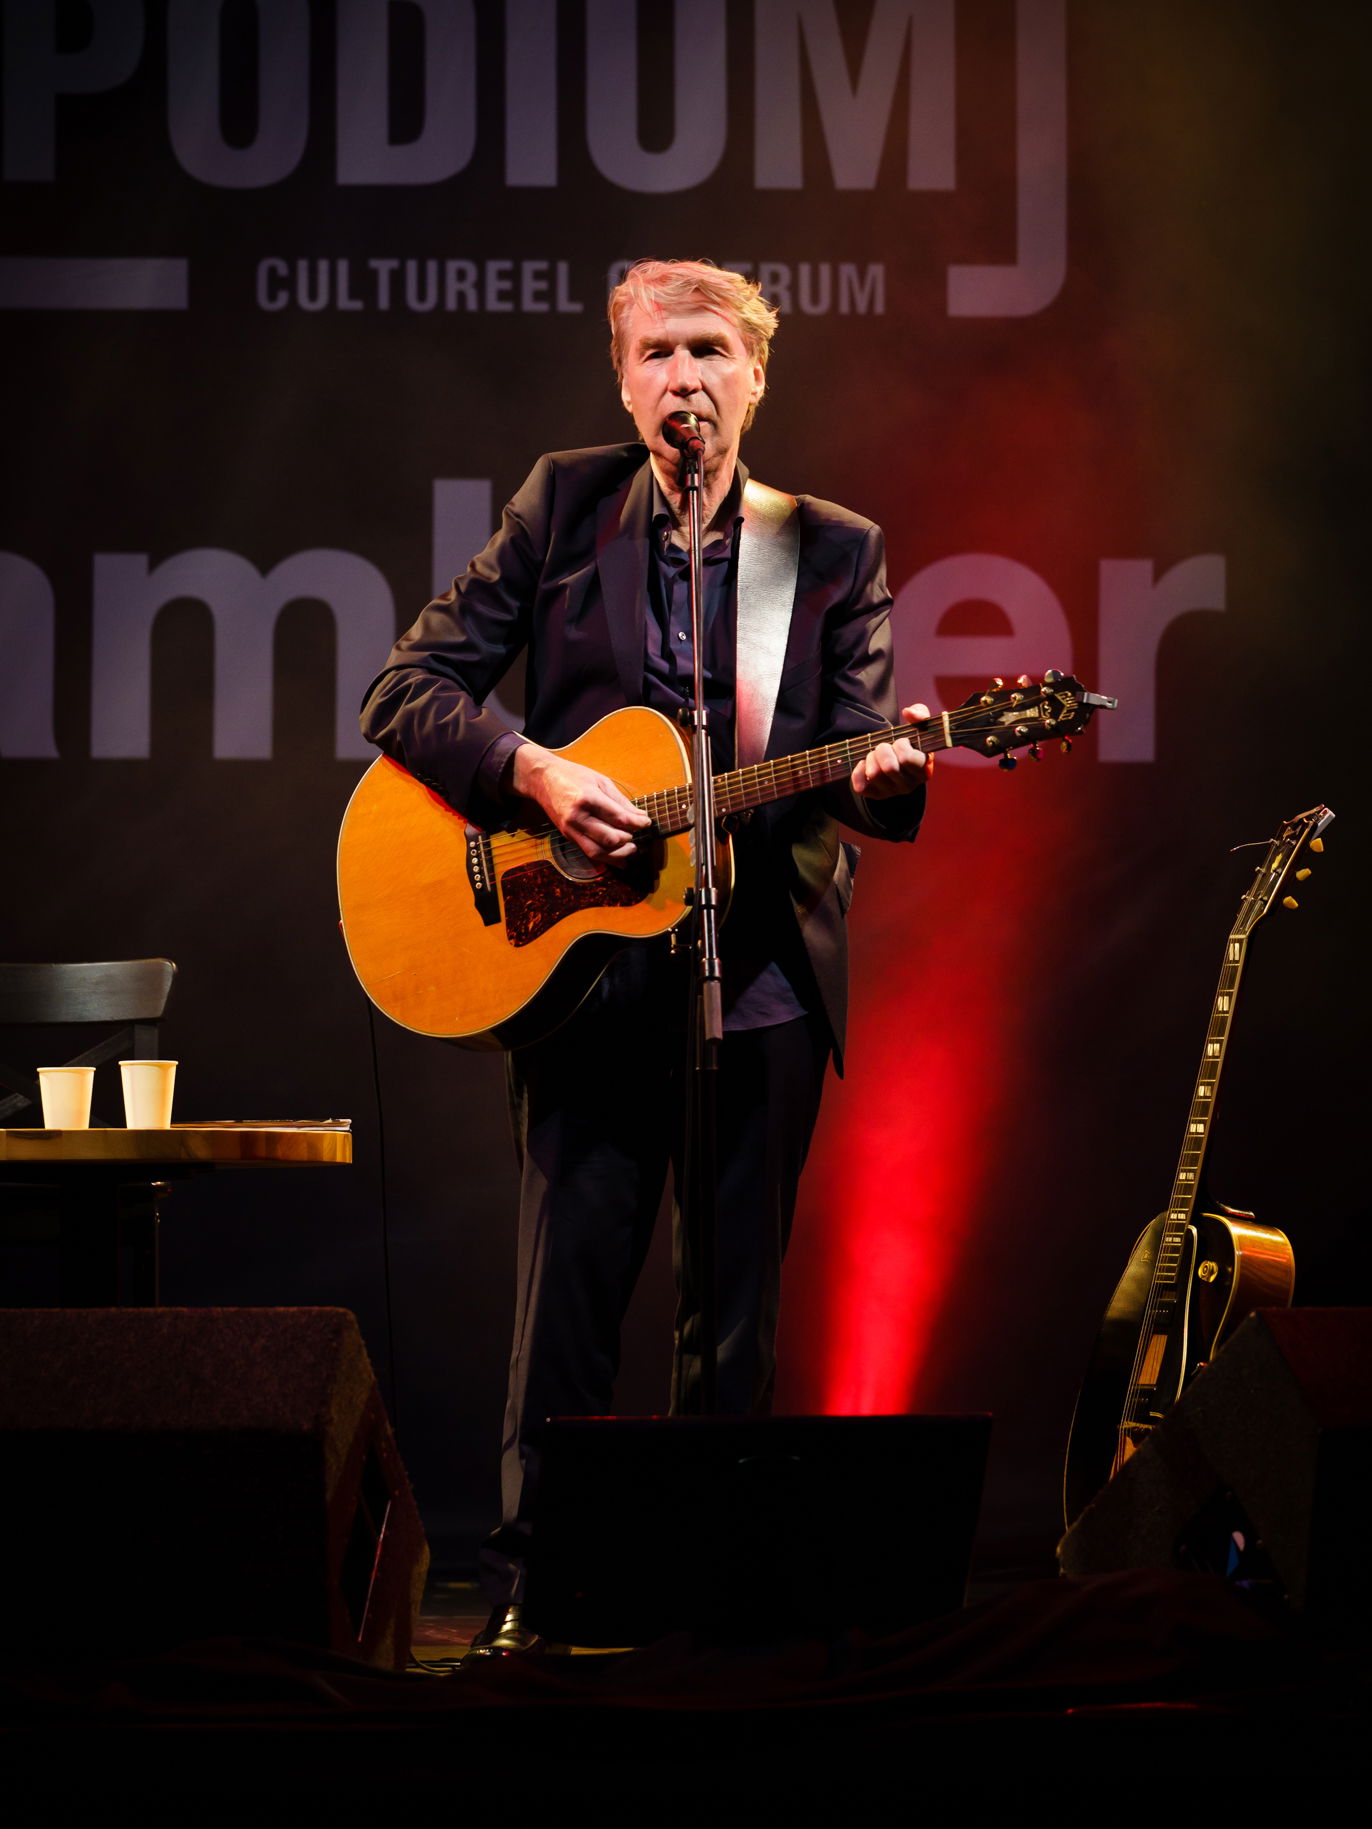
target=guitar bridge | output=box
[465,830,501,928]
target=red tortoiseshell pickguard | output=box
[502,859,655,947]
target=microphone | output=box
[662,410,706,456]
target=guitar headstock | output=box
[948,671,1118,768]
[1233,804,1335,937]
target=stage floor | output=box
[4,1560,1364,1824]
[407,1544,1065,1667]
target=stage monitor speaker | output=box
[524,1413,991,1646]
[0,1307,428,1667]
[1058,1308,1372,1617]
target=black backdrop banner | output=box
[2,0,1367,1561]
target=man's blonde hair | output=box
[608,260,780,427]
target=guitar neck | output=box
[1118,925,1249,1431]
[1143,808,1332,1303]
[1111,803,1330,1445]
[1152,929,1249,1288]
[637,718,941,834]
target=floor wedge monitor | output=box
[1058,1307,1372,1618]
[0,1306,428,1667]
[525,1413,991,1646]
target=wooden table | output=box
[0,1124,352,1304]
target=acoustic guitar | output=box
[1062,803,1333,1528]
[338,672,1114,1049]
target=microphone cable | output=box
[366,995,401,1435]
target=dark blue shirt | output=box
[643,504,738,775]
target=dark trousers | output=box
[479,943,830,1607]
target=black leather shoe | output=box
[466,1604,568,1658]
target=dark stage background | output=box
[2,0,1367,1565]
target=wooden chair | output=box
[0,959,177,1127]
[0,960,177,1303]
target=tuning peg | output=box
[991,677,1004,689]
[1309,837,1325,853]
[1029,743,1043,761]
[1296,868,1312,881]
[1015,674,1032,688]
[998,753,1018,771]
[1060,737,1073,755]
[1043,668,1063,684]
[1281,895,1299,910]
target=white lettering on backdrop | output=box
[1,0,1065,319]
[251,258,885,316]
[88,549,393,760]
[0,493,1222,765]
[0,553,59,758]
[892,553,1227,766]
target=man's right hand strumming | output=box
[511,741,651,865]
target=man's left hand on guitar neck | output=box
[850,702,933,801]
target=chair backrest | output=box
[0,961,177,1125]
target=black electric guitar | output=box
[338,672,1115,1049]
[1062,804,1334,1527]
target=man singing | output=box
[360,259,930,1654]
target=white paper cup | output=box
[37,1066,96,1129]
[119,1059,178,1129]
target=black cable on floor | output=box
[366,997,400,1434]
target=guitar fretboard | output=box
[635,719,941,834]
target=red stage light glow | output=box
[779,335,1139,1421]
[787,782,1074,1417]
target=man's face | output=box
[618,299,765,479]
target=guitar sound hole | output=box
[549,834,605,881]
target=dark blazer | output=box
[360,444,923,1067]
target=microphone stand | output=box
[674,426,721,1416]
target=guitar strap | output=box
[735,479,800,768]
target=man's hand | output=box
[850,703,934,800]
[512,742,651,864]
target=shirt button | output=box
[677,631,687,641]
